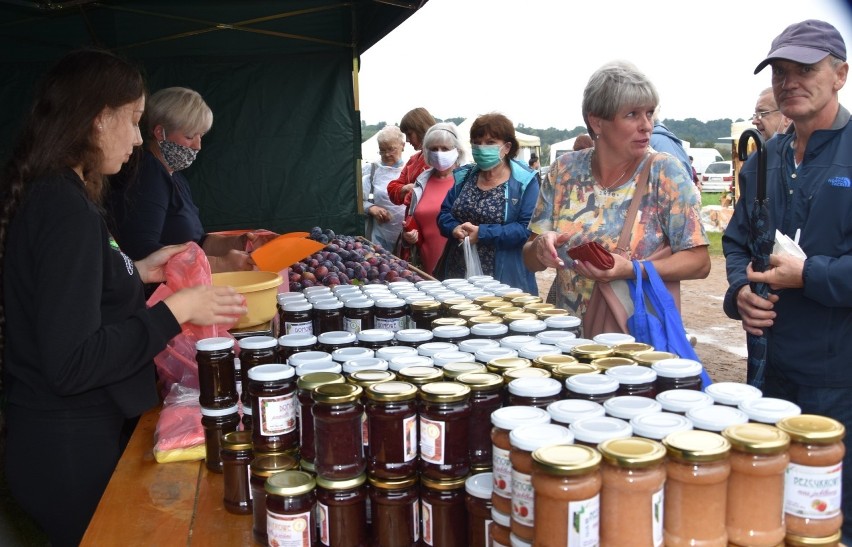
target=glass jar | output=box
[633,350,677,367]
[655,389,714,415]
[597,437,667,547]
[543,314,582,336]
[297,372,345,464]
[410,301,441,330]
[499,335,537,352]
[315,473,368,547]
[476,347,519,365]
[394,328,433,348]
[441,362,486,380]
[281,300,314,335]
[317,331,357,354]
[465,472,494,547]
[508,319,547,336]
[341,357,389,377]
[221,430,254,515]
[509,424,574,542]
[686,404,749,433]
[485,357,530,375]
[375,345,418,363]
[196,337,238,409]
[530,444,602,546]
[365,381,418,479]
[490,406,551,515]
[397,365,443,388]
[432,350,475,369]
[369,475,420,547]
[489,507,512,547]
[458,338,500,356]
[250,453,299,546]
[343,297,375,334]
[469,322,509,340]
[569,416,633,447]
[603,395,663,421]
[418,382,472,480]
[546,399,606,428]
[348,369,395,453]
[704,382,762,407]
[605,365,657,398]
[432,325,470,345]
[265,470,317,546]
[237,335,279,407]
[506,377,561,409]
[629,411,693,441]
[314,299,344,335]
[652,358,703,392]
[200,404,240,473]
[420,475,468,547]
[248,363,298,454]
[418,341,458,359]
[331,346,374,365]
[738,396,802,424]
[278,333,318,365]
[373,298,406,332]
[662,430,731,547]
[570,343,614,364]
[776,414,846,540]
[456,372,505,469]
[356,328,395,351]
[241,404,252,431]
[312,383,365,480]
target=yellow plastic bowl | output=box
[211,271,283,329]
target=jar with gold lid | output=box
[297,371,345,464]
[468,314,504,328]
[315,473,368,547]
[439,297,470,314]
[431,317,468,330]
[409,300,441,330]
[312,383,365,480]
[590,356,636,372]
[459,309,492,325]
[612,342,654,359]
[485,357,532,375]
[633,350,677,367]
[492,306,521,318]
[503,366,551,385]
[533,353,578,372]
[522,302,554,314]
[457,372,504,469]
[265,470,317,547]
[510,295,541,308]
[482,299,513,313]
[369,475,420,547]
[420,475,468,547]
[365,381,418,479]
[448,302,481,317]
[397,365,444,388]
[418,382,472,480]
[502,311,537,325]
[501,291,529,302]
[571,343,614,363]
[221,430,254,515]
[550,362,600,389]
[473,294,504,305]
[536,307,570,318]
[250,453,299,545]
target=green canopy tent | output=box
[0,0,426,235]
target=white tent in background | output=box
[360,129,416,166]
[549,138,577,165]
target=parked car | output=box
[701,161,733,192]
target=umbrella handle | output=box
[738,129,767,201]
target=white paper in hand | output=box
[772,229,807,260]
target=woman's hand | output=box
[523,231,572,271]
[403,229,419,244]
[452,222,479,243]
[136,243,190,284]
[369,205,391,224]
[571,252,634,283]
[401,183,415,198]
[164,285,248,326]
[242,230,279,250]
[735,281,779,336]
[210,250,255,273]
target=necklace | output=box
[592,150,633,189]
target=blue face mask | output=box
[471,144,503,171]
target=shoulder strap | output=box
[369,162,378,197]
[615,153,657,256]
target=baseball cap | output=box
[754,19,847,74]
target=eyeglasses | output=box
[751,109,780,120]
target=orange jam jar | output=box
[721,423,790,547]
[490,406,551,515]
[662,430,731,547]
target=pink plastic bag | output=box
[153,383,204,457]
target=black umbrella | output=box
[737,129,773,389]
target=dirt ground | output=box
[536,254,747,383]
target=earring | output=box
[97,123,103,130]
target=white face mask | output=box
[428,149,459,171]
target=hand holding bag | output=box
[567,241,615,270]
[462,236,483,278]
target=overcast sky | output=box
[358,0,852,130]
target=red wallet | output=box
[567,241,615,270]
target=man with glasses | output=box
[751,87,791,140]
[723,19,851,542]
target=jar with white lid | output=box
[543,314,582,334]
[237,335,279,408]
[394,328,433,348]
[313,298,345,334]
[469,322,509,339]
[738,397,801,424]
[517,343,560,361]
[490,507,512,547]
[592,332,635,346]
[432,325,470,345]
[196,337,238,409]
[555,337,596,354]
[534,330,576,346]
[499,335,537,351]
[280,300,314,336]
[373,298,406,332]
[277,333,317,364]
[565,372,619,403]
[502,367,551,386]
[432,350,475,368]
[603,395,663,420]
[342,297,375,334]
[387,355,433,372]
[278,292,308,304]
[686,404,749,432]
[630,411,693,440]
[333,284,362,295]
[375,345,418,362]
[418,341,458,358]
[294,361,342,377]
[475,347,518,364]
[342,357,389,376]
[570,416,633,447]
[288,350,333,370]
[652,358,704,392]
[506,377,562,408]
[316,330,357,353]
[304,285,332,296]
[465,472,494,547]
[356,328,395,350]
[508,319,546,335]
[656,388,714,415]
[546,399,606,427]
[605,365,658,398]
[704,381,762,407]
[331,346,374,364]
[458,338,500,355]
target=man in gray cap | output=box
[723,19,851,539]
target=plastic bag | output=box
[462,236,483,279]
[152,383,205,463]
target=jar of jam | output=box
[342,357,389,376]
[704,382,762,407]
[196,337,238,409]
[331,346,374,365]
[374,298,406,332]
[397,365,443,388]
[221,430,254,515]
[508,424,574,541]
[313,299,344,335]
[200,404,240,473]
[312,383,365,480]
[442,362,486,380]
[248,363,298,454]
[597,437,667,547]
[508,319,547,336]
[569,416,632,447]
[410,301,441,330]
[289,350,333,372]
[317,331,357,354]
[506,377,561,408]
[491,306,521,320]
[315,473,368,547]
[530,444,602,546]
[612,342,654,359]
[465,472,493,547]
[250,453,299,545]
[571,343,614,363]
[376,345,418,363]
[739,396,802,424]
[469,322,509,340]
[343,297,375,334]
[241,404,253,431]
[278,333,318,364]
[365,381,418,479]
[602,395,662,421]
[418,382,472,480]
[369,475,420,547]
[652,358,704,392]
[432,350,475,369]
[265,470,317,546]
[485,356,530,375]
[633,350,678,367]
[356,328,395,351]
[590,356,636,372]
[686,405,749,433]
[458,338,500,356]
[490,406,551,515]
[432,325,470,345]
[456,372,504,468]
[394,328,433,348]
[431,317,468,330]
[490,507,512,547]
[629,411,692,441]
[776,414,846,540]
[420,475,468,547]
[388,355,433,373]
[606,365,657,398]
[281,300,315,335]
[499,335,537,352]
[546,399,605,427]
[297,372,346,464]
[662,430,731,547]
[237,335,279,407]
[721,423,790,547]
[655,389,714,415]
[542,314,582,335]
[532,354,577,372]
[565,372,619,403]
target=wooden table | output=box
[81,408,256,546]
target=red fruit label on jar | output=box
[492,446,513,498]
[784,462,843,519]
[267,509,312,546]
[511,469,534,527]
[258,392,297,436]
[419,416,445,464]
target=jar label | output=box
[419,416,446,464]
[267,509,313,546]
[318,502,330,546]
[567,495,600,547]
[484,519,492,546]
[258,392,297,436]
[412,499,420,541]
[421,499,433,545]
[343,316,362,334]
[511,469,534,527]
[651,486,664,547]
[784,462,843,519]
[284,320,313,335]
[403,414,418,462]
[492,445,513,498]
[375,316,404,332]
[361,412,369,448]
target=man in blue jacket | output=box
[722,19,851,540]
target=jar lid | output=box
[569,416,633,444]
[366,380,418,401]
[499,335,537,351]
[420,475,468,491]
[464,472,493,499]
[374,297,405,308]
[456,371,503,390]
[551,363,600,381]
[507,377,562,398]
[250,454,298,477]
[536,308,570,318]
[503,312,538,324]
[296,371,346,390]
[442,362,486,379]
[486,356,530,373]
[470,323,509,337]
[686,405,749,432]
[655,389,714,413]
[491,306,521,317]
[395,328,434,343]
[598,437,667,468]
[242,405,253,415]
[432,325,471,340]
[776,414,846,443]
[398,366,444,384]
[416,280,443,289]
[196,336,235,351]
[288,351,332,368]
[531,444,601,476]
[473,295,504,304]
[738,397,802,424]
[315,472,367,491]
[376,346,419,361]
[317,330,357,345]
[612,342,654,357]
[278,333,317,347]
[603,395,662,420]
[534,354,579,370]
[592,333,636,346]
[313,299,344,310]
[300,459,315,473]
[222,430,253,450]
[333,285,362,294]
[784,531,843,546]
[265,470,316,496]
[570,343,614,360]
[491,405,551,430]
[238,335,278,350]
[357,328,395,342]
[522,302,554,313]
[312,382,363,403]
[432,351,475,367]
[283,300,313,312]
[449,302,481,314]
[247,363,295,382]
[491,507,511,527]
[503,367,551,384]
[555,337,596,352]
[458,338,500,354]
[367,472,419,489]
[722,423,790,454]
[475,347,518,363]
[277,293,307,304]
[459,310,492,322]
[348,369,395,387]
[510,296,541,306]
[418,381,471,402]
[517,343,561,360]
[304,286,331,295]
[565,373,619,395]
[651,358,703,378]
[605,365,656,385]
[663,430,731,462]
[509,319,547,334]
[630,412,693,440]
[331,346,375,363]
[510,423,573,452]
[342,357,389,375]
[535,331,577,346]
[410,300,441,311]
[591,357,637,371]
[704,382,763,406]
[388,355,434,372]
[546,399,606,425]
[633,351,678,366]
[431,317,468,329]
[200,404,239,417]
[418,341,458,357]
[295,361,342,376]
[544,315,582,329]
